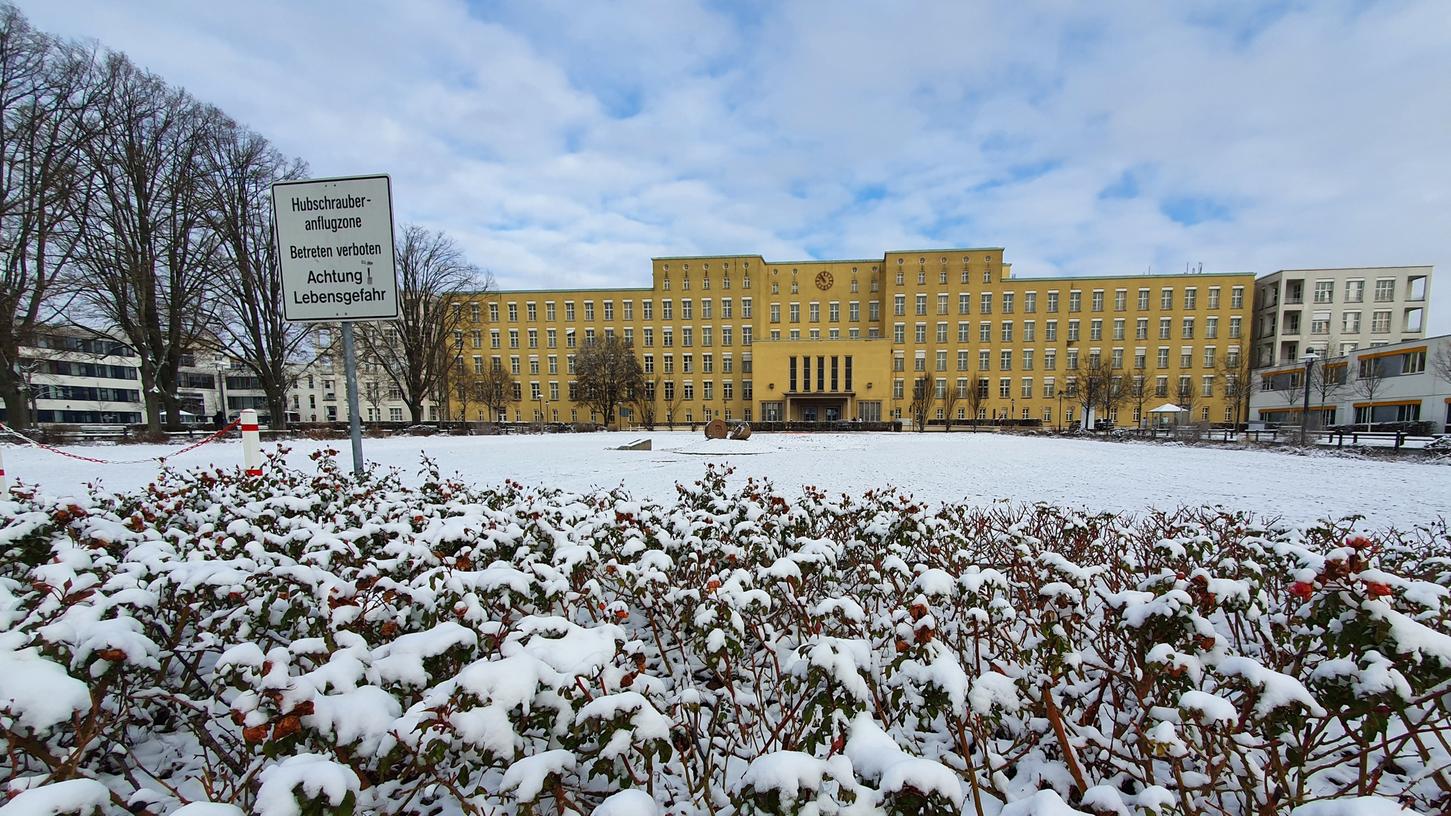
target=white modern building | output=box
[1252,266,1432,368]
[1250,334,1450,432]
[9,325,430,429]
[18,327,145,425]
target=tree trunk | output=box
[408,399,424,424]
[265,385,288,431]
[139,367,162,434]
[0,370,31,429]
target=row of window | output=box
[769,302,877,322]
[891,374,1224,401]
[470,379,758,405]
[1282,276,1425,306]
[890,316,1244,344]
[890,346,1242,373]
[458,324,759,351]
[887,286,1246,316]
[462,298,757,324]
[461,282,1249,325]
[891,404,1230,424]
[463,352,756,378]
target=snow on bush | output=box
[1,448,1449,815]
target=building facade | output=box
[1251,334,1450,432]
[448,248,1257,428]
[1252,266,1432,368]
[5,326,430,428]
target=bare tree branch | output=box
[355,225,489,424]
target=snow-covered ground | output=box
[4,431,1446,529]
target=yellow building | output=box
[446,248,1255,428]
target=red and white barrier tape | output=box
[0,418,243,466]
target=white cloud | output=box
[18,0,1451,329]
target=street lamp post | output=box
[1299,352,1317,446]
[1057,392,1063,431]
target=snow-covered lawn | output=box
[3,430,1447,528]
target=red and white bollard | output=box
[241,409,262,476]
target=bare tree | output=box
[449,360,478,425]
[908,374,935,432]
[1352,357,1388,431]
[1098,374,1127,428]
[76,54,222,433]
[662,381,686,427]
[1175,379,1200,426]
[355,225,487,423]
[630,375,659,430]
[361,375,384,423]
[1071,357,1115,430]
[198,118,308,428]
[477,363,514,426]
[1432,343,1451,388]
[1215,351,1253,429]
[1264,369,1304,412]
[941,379,962,432]
[574,334,642,429]
[964,377,986,429]
[1126,375,1150,429]
[0,12,99,428]
[1308,361,1346,429]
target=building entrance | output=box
[791,397,847,422]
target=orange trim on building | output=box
[1359,345,1425,362]
[1351,399,1422,409]
[1257,405,1336,415]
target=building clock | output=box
[815,270,834,290]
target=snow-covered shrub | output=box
[1,451,1449,815]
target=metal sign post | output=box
[341,322,366,475]
[272,174,399,477]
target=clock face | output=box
[815,270,834,290]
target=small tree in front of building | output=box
[1071,357,1115,430]
[574,335,644,430]
[1308,361,1346,429]
[1125,374,1151,429]
[1175,379,1202,433]
[662,382,686,428]
[1433,344,1451,389]
[478,364,515,426]
[630,376,659,430]
[1215,351,1253,429]
[1353,357,1388,431]
[941,380,962,432]
[908,374,935,432]
[965,377,986,430]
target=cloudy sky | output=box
[19,1,1450,329]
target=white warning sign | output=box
[273,174,399,322]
